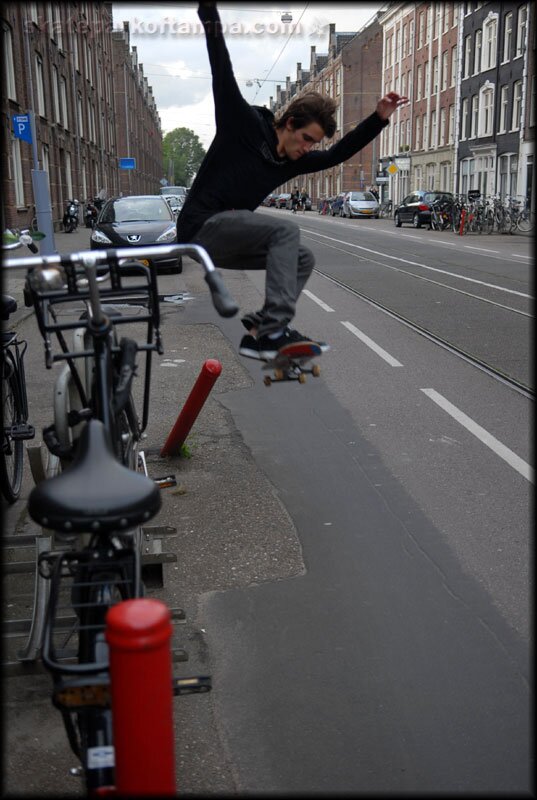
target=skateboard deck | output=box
[260,341,322,386]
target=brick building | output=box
[270,15,384,205]
[1,2,163,232]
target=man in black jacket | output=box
[177,2,407,359]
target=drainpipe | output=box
[453,2,464,195]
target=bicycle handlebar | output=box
[4,243,239,318]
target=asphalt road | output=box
[2,218,532,794]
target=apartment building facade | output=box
[1,2,163,231]
[270,16,384,203]
[269,2,533,209]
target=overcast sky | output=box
[112,2,384,149]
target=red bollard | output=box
[160,358,222,457]
[106,599,176,796]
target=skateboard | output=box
[260,341,322,386]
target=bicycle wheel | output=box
[1,367,24,503]
[517,210,534,233]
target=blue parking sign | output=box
[119,157,136,170]
[12,114,32,144]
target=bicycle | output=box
[379,199,393,218]
[4,243,238,793]
[508,196,535,234]
[1,228,46,503]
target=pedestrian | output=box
[300,187,308,213]
[370,186,379,201]
[177,1,408,360]
[291,186,300,213]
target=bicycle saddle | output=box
[28,419,161,534]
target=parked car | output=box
[276,193,291,208]
[342,191,380,218]
[329,194,346,216]
[262,194,277,207]
[394,190,454,228]
[90,195,182,273]
[160,185,188,198]
[164,194,185,216]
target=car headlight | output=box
[156,226,177,243]
[91,228,112,244]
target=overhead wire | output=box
[252,3,310,103]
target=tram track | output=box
[315,267,534,401]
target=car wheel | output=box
[412,212,421,229]
[394,212,402,227]
[374,214,379,219]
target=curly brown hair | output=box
[274,92,337,138]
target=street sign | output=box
[387,163,398,175]
[119,157,136,169]
[376,176,389,183]
[12,114,32,144]
[394,157,411,170]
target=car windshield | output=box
[423,192,453,203]
[349,192,376,201]
[101,198,173,223]
[160,186,186,196]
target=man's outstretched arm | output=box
[198,2,249,129]
[297,92,408,174]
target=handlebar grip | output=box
[204,270,239,318]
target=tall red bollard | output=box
[106,599,176,796]
[160,358,222,457]
[459,207,466,235]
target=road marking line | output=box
[341,321,403,366]
[464,246,499,253]
[302,289,335,312]
[300,228,532,299]
[511,254,532,259]
[421,388,533,483]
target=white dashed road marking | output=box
[341,321,403,367]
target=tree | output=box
[162,128,206,187]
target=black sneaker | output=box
[238,334,261,359]
[256,328,312,359]
[242,317,329,352]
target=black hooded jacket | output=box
[177,4,389,243]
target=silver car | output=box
[342,191,380,219]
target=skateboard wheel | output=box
[274,369,284,381]
[298,373,306,384]
[312,365,321,377]
[264,376,272,386]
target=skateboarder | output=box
[177,2,408,360]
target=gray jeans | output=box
[192,210,315,336]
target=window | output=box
[73,26,79,71]
[427,162,435,190]
[394,28,399,62]
[448,104,454,143]
[430,109,437,147]
[78,93,84,138]
[474,30,482,74]
[426,6,432,43]
[511,80,522,129]
[415,115,422,149]
[450,45,457,87]
[499,85,509,132]
[464,35,471,78]
[433,56,439,92]
[424,61,430,96]
[53,4,63,50]
[402,24,407,57]
[516,5,527,57]
[434,4,441,38]
[418,12,424,48]
[503,12,513,61]
[471,95,479,137]
[440,107,446,145]
[479,85,494,136]
[416,64,422,100]
[461,98,468,140]
[443,4,449,33]
[423,114,429,149]
[52,65,61,123]
[41,145,50,191]
[2,23,16,101]
[336,68,341,95]
[11,139,25,206]
[414,165,423,187]
[441,162,451,191]
[441,51,448,91]
[401,72,406,97]
[65,151,73,200]
[386,34,392,66]
[530,74,536,128]
[483,16,497,70]
[60,76,68,128]
[35,54,46,117]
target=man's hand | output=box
[376,92,409,121]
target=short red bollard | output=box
[160,358,222,457]
[106,599,176,796]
